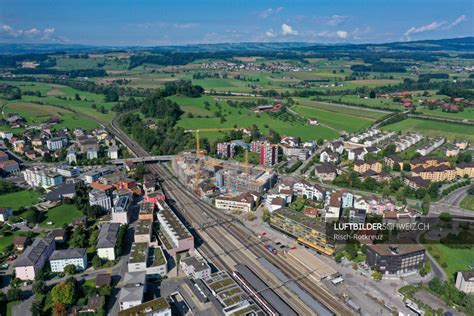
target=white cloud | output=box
[403,21,445,40]
[0,24,64,42]
[265,29,276,37]
[335,30,348,39]
[259,7,284,19]
[326,15,348,26]
[131,21,199,30]
[281,23,298,36]
[445,14,467,29]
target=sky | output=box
[0,0,473,46]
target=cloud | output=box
[0,24,64,42]
[258,7,284,19]
[281,23,298,36]
[265,29,277,37]
[445,14,467,29]
[326,15,349,26]
[314,30,349,40]
[403,21,445,40]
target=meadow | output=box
[170,95,339,141]
[0,190,42,210]
[417,106,474,122]
[40,204,83,228]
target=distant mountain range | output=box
[0,37,473,55]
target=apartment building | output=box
[366,244,425,277]
[270,208,335,255]
[49,248,87,272]
[23,168,63,189]
[455,271,474,294]
[354,159,383,174]
[259,142,278,166]
[384,155,403,169]
[180,256,211,279]
[416,137,445,156]
[456,162,474,178]
[89,189,113,211]
[119,272,146,311]
[156,201,194,257]
[134,219,152,244]
[216,142,236,158]
[118,297,171,316]
[412,165,456,182]
[97,223,120,261]
[14,237,55,280]
[215,192,255,212]
[46,137,67,151]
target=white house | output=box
[49,248,87,272]
[180,256,211,280]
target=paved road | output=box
[438,186,469,207]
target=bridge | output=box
[110,155,175,164]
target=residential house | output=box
[320,149,339,164]
[119,271,146,311]
[293,181,325,201]
[404,176,429,190]
[456,162,474,178]
[180,256,211,280]
[97,223,120,261]
[349,209,367,223]
[455,271,474,294]
[49,248,87,272]
[416,137,445,156]
[314,163,338,182]
[0,207,12,222]
[14,237,55,280]
[354,159,382,174]
[348,147,367,161]
[445,145,460,157]
[412,165,456,182]
[329,141,344,154]
[454,140,469,150]
[108,146,119,160]
[46,137,67,151]
[384,155,403,170]
[13,236,31,252]
[215,192,255,213]
[117,297,171,316]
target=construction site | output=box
[171,152,277,196]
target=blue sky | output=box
[0,0,472,46]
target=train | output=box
[265,244,278,255]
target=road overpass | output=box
[110,155,174,164]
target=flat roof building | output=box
[366,243,425,277]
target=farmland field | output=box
[417,107,474,122]
[382,118,474,142]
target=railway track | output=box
[109,119,354,315]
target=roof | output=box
[13,236,29,246]
[119,284,144,304]
[181,256,209,272]
[129,242,148,263]
[123,271,146,286]
[368,243,425,256]
[14,237,54,267]
[216,192,254,204]
[135,218,152,235]
[50,248,86,261]
[457,271,474,282]
[90,182,113,191]
[386,154,402,163]
[48,228,65,239]
[272,208,326,232]
[405,176,429,187]
[118,297,170,316]
[45,183,76,202]
[95,274,112,287]
[315,163,337,174]
[97,223,120,248]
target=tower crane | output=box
[184,128,250,191]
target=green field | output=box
[40,204,83,228]
[316,94,402,110]
[460,195,474,211]
[382,118,474,142]
[0,190,42,210]
[4,101,99,130]
[418,107,474,122]
[171,95,339,140]
[294,98,388,120]
[4,81,117,123]
[425,243,474,281]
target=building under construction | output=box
[172,152,276,195]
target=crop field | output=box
[382,118,474,142]
[292,105,376,132]
[294,98,387,119]
[170,95,338,140]
[316,94,403,110]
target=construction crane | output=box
[184,128,248,191]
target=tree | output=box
[92,255,101,269]
[104,90,119,102]
[98,285,112,297]
[30,297,44,316]
[372,271,382,281]
[74,93,81,101]
[369,90,376,98]
[402,163,411,172]
[51,281,75,305]
[392,163,401,171]
[70,225,87,248]
[32,280,47,295]
[261,207,270,223]
[439,212,452,223]
[64,264,77,275]
[7,288,22,301]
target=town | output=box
[0,3,474,315]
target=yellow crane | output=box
[184,128,250,191]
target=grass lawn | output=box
[418,106,474,122]
[382,118,474,142]
[460,195,474,211]
[5,300,21,316]
[0,230,39,252]
[424,243,474,281]
[316,94,402,110]
[40,204,83,228]
[0,190,41,210]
